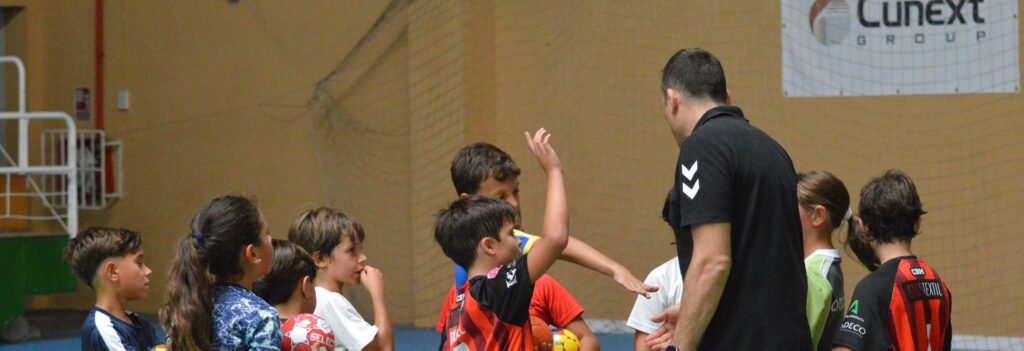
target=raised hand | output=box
[524,128,562,173]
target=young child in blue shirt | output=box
[65,227,158,351]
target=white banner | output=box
[782,0,1019,97]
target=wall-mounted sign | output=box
[782,0,1019,97]
[75,87,91,121]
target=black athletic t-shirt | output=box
[664,105,810,351]
[834,256,952,351]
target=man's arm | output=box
[646,223,731,350]
[833,347,854,351]
[561,237,658,297]
[564,317,600,351]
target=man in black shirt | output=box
[646,49,811,351]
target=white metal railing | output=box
[42,129,122,210]
[0,57,78,237]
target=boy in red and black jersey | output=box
[436,265,592,349]
[834,170,952,351]
[434,129,569,351]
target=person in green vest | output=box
[797,171,852,351]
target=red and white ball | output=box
[282,313,336,351]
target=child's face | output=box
[255,212,274,277]
[493,220,520,264]
[326,236,367,287]
[475,175,522,226]
[797,205,816,240]
[114,249,151,300]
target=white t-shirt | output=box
[314,286,378,351]
[627,257,684,334]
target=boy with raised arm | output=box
[435,129,568,350]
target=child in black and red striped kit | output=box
[435,129,569,351]
[834,170,953,351]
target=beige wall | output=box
[7,0,391,313]
[7,0,1021,336]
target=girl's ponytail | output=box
[160,233,214,350]
[845,215,881,271]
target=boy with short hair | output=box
[448,142,653,296]
[288,207,392,351]
[64,227,158,351]
[436,129,569,350]
[436,136,656,350]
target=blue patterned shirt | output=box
[211,284,282,351]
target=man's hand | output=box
[644,303,680,349]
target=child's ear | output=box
[243,244,259,264]
[300,276,314,298]
[479,237,497,256]
[312,252,331,268]
[102,260,119,283]
[914,216,923,234]
[812,205,828,227]
[458,193,471,200]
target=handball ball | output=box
[552,327,581,351]
[150,345,168,351]
[283,313,336,351]
[531,315,553,347]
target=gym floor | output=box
[0,309,1016,350]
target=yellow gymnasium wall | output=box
[6,0,391,314]
[6,0,1021,338]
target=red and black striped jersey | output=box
[835,256,952,351]
[439,255,535,351]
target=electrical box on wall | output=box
[116,90,129,111]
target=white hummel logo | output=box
[506,266,518,288]
[681,161,698,181]
[681,161,700,199]
[682,180,700,199]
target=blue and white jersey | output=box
[81,306,159,351]
[211,283,282,351]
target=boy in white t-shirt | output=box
[289,207,392,351]
[627,257,684,351]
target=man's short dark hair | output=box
[661,48,729,104]
[451,143,521,195]
[253,239,316,306]
[858,170,927,243]
[64,227,142,289]
[434,196,518,268]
